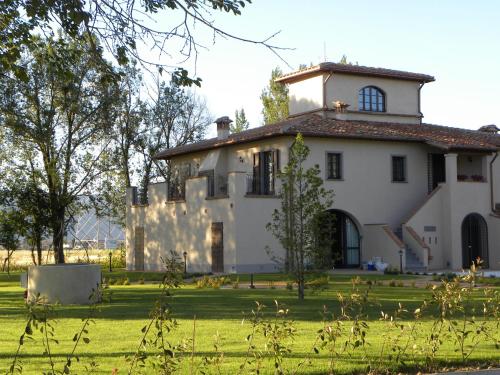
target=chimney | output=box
[478,124,499,134]
[215,116,232,139]
[333,100,349,120]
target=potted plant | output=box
[471,175,484,182]
[457,174,468,181]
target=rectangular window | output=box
[251,150,279,195]
[392,156,407,182]
[326,152,342,180]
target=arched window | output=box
[358,86,385,112]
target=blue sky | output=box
[151,0,500,134]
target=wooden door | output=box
[462,214,488,268]
[211,222,224,273]
[134,226,144,271]
[429,153,446,192]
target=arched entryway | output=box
[462,213,489,268]
[321,210,361,268]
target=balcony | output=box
[245,174,276,196]
[456,154,487,183]
[206,174,228,198]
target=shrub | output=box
[196,276,211,289]
[285,281,293,290]
[305,276,329,293]
[138,278,144,285]
[388,279,397,287]
[122,277,130,285]
[384,266,400,275]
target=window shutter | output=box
[272,149,280,194]
[253,153,260,194]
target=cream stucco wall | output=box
[127,135,500,273]
[288,75,323,115]
[288,72,422,124]
[326,73,420,116]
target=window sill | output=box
[131,203,149,207]
[326,178,344,181]
[206,195,229,200]
[457,180,487,183]
[391,180,408,184]
[245,194,278,198]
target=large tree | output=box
[0,35,117,263]
[261,67,289,125]
[1,1,286,86]
[267,134,334,300]
[135,78,211,203]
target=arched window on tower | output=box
[358,86,385,112]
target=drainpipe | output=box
[417,82,424,125]
[322,72,333,118]
[490,151,498,212]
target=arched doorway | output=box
[461,213,489,268]
[321,210,361,268]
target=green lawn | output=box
[0,271,498,374]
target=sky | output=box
[146,0,500,136]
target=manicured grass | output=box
[0,270,498,374]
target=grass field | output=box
[0,270,498,374]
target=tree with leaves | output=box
[1,1,287,86]
[267,134,334,300]
[0,210,23,274]
[261,67,289,125]
[231,108,250,133]
[0,35,117,264]
[136,78,211,204]
[0,176,51,266]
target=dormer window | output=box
[358,86,385,112]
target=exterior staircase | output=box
[395,226,427,273]
[405,247,427,272]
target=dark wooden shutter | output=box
[253,153,260,194]
[272,150,280,194]
[134,226,144,271]
[211,222,224,273]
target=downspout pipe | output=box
[417,82,425,124]
[490,151,498,212]
[322,72,333,118]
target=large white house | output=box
[126,62,500,273]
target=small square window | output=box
[392,156,407,182]
[327,153,342,180]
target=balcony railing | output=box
[207,174,228,197]
[246,174,276,196]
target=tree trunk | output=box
[297,278,304,300]
[30,247,37,266]
[52,208,65,264]
[2,250,14,275]
[36,237,42,266]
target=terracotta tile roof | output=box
[275,62,435,84]
[154,114,500,159]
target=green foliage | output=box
[260,67,289,125]
[0,35,117,264]
[267,133,334,300]
[195,275,228,289]
[231,108,250,133]
[137,79,211,204]
[0,210,24,274]
[305,276,330,293]
[1,1,257,86]
[4,267,500,374]
[126,252,186,374]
